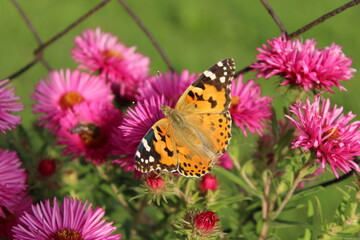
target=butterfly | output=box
[135,58,235,177]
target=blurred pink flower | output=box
[286,97,360,178]
[229,75,273,137]
[32,69,113,130]
[72,27,150,100]
[12,197,121,240]
[216,152,234,170]
[199,174,218,193]
[56,102,122,165]
[0,149,27,219]
[136,70,199,104]
[0,79,23,133]
[113,95,170,171]
[0,192,32,239]
[252,35,355,93]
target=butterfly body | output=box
[135,59,235,177]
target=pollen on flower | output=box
[230,95,240,109]
[101,49,123,60]
[58,91,84,110]
[53,229,83,240]
[323,128,340,141]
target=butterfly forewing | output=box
[175,58,235,114]
[134,118,178,173]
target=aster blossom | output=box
[229,75,273,137]
[56,101,122,165]
[0,79,23,133]
[136,70,199,104]
[0,149,27,219]
[0,192,32,239]
[72,27,150,100]
[112,95,170,171]
[12,197,121,240]
[251,34,355,93]
[286,96,360,178]
[32,69,113,130]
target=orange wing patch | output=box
[176,143,213,177]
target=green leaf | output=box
[214,167,261,197]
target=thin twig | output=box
[288,0,360,39]
[260,0,287,34]
[10,0,52,71]
[259,172,272,240]
[4,57,39,80]
[118,0,175,72]
[34,0,112,55]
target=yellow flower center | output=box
[101,49,122,60]
[230,95,240,110]
[53,229,83,240]
[323,128,340,141]
[71,122,106,148]
[59,91,84,110]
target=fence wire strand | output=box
[3,0,360,81]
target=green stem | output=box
[271,164,310,220]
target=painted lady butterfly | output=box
[135,58,235,177]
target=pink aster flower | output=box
[0,192,32,239]
[112,95,170,171]
[251,34,355,93]
[0,149,27,219]
[12,197,121,240]
[0,79,23,133]
[32,69,113,130]
[229,75,273,137]
[56,101,122,165]
[72,27,150,100]
[136,70,199,104]
[216,152,234,170]
[286,96,360,178]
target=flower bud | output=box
[194,211,220,233]
[38,159,56,177]
[199,174,218,192]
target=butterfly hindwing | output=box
[135,118,178,173]
[175,58,235,114]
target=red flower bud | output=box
[38,159,56,177]
[194,211,220,232]
[199,174,218,192]
[145,173,165,192]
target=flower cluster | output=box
[251,34,355,93]
[0,79,23,133]
[287,96,360,178]
[0,149,32,238]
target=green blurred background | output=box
[0,0,359,239]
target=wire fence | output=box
[3,0,360,81]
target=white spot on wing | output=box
[149,156,155,163]
[220,76,226,83]
[204,70,216,80]
[145,159,148,164]
[142,138,151,151]
[136,151,141,158]
[217,61,224,67]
